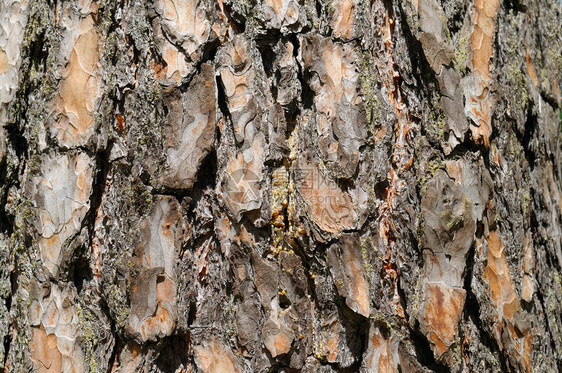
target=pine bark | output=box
[0,0,561,371]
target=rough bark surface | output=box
[0,0,561,372]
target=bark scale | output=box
[0,0,561,372]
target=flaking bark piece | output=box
[159,63,217,190]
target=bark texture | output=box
[0,0,561,371]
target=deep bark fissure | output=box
[462,238,511,373]
[1,0,561,371]
[522,109,537,170]
[534,275,558,354]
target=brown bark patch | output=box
[194,340,240,373]
[55,15,101,147]
[466,0,500,147]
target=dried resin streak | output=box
[0,0,560,372]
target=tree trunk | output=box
[1,0,561,371]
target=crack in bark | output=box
[1,0,560,371]
[462,233,510,373]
